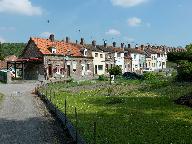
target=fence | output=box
[0,70,12,83]
[36,86,97,144]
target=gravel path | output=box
[0,82,71,144]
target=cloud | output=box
[0,0,42,16]
[127,17,142,27]
[123,36,135,42]
[40,32,54,37]
[105,29,121,36]
[111,0,147,7]
[0,26,15,31]
[0,37,6,43]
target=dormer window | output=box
[84,48,87,56]
[49,47,57,54]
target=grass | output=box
[40,79,192,144]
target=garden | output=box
[39,76,192,144]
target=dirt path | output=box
[0,82,71,144]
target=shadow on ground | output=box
[0,117,73,144]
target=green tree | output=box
[186,44,192,53]
[108,65,122,84]
[167,44,192,81]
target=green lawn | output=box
[40,80,192,144]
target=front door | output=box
[95,65,97,75]
[48,64,52,77]
[67,65,70,77]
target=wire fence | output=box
[36,85,97,144]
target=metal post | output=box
[93,121,96,144]
[46,89,47,97]
[50,89,52,101]
[65,99,67,125]
[75,107,78,144]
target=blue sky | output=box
[0,0,191,47]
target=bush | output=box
[98,75,108,81]
[143,72,157,80]
[177,61,192,81]
[108,66,122,76]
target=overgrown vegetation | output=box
[0,43,26,59]
[167,44,192,81]
[40,78,192,144]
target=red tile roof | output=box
[31,38,83,57]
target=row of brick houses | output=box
[5,34,185,80]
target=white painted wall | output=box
[92,51,105,75]
[114,52,125,73]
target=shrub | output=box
[108,66,122,76]
[177,61,192,81]
[143,72,157,80]
[98,75,108,81]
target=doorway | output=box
[48,64,52,77]
[67,65,70,77]
[95,65,97,75]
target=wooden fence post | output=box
[93,121,96,144]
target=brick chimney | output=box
[141,45,144,50]
[135,44,138,49]
[80,38,84,45]
[104,40,107,47]
[113,42,116,47]
[121,43,124,48]
[92,40,96,47]
[66,37,70,43]
[49,34,54,42]
[128,44,131,48]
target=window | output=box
[98,65,103,70]
[117,53,121,57]
[106,64,109,71]
[100,54,103,58]
[134,54,136,59]
[72,62,77,72]
[149,62,151,67]
[87,64,90,70]
[95,53,98,57]
[84,51,87,56]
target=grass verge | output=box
[40,79,192,144]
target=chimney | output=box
[76,40,78,44]
[141,45,144,50]
[135,44,138,49]
[128,44,131,48]
[66,37,70,43]
[121,43,124,48]
[92,40,96,47]
[104,40,107,47]
[49,34,54,42]
[80,38,84,45]
[113,42,116,47]
[147,44,151,49]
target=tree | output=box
[167,44,192,81]
[186,44,192,53]
[108,65,122,84]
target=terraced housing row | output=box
[7,34,185,80]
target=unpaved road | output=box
[0,82,71,144]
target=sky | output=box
[0,0,192,47]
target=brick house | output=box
[0,55,17,70]
[20,34,94,80]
